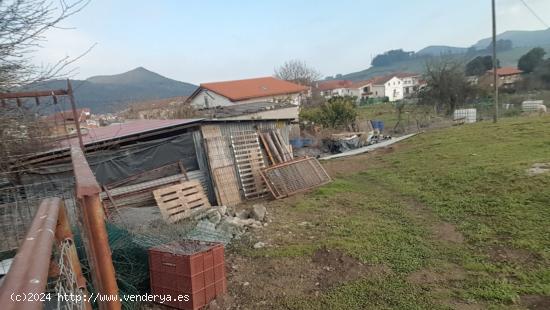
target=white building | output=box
[397,73,423,97]
[187,77,309,109]
[370,76,404,102]
[369,73,423,102]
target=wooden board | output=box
[201,125,242,206]
[260,157,331,199]
[231,131,267,199]
[153,180,211,224]
[212,166,242,207]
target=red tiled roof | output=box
[350,79,374,89]
[317,80,354,91]
[487,67,523,76]
[371,75,396,85]
[197,77,308,101]
[59,119,202,148]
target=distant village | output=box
[41,63,526,141]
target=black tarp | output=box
[15,132,199,193]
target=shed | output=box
[7,118,293,209]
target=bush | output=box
[300,96,358,129]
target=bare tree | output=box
[274,59,321,87]
[0,0,90,184]
[0,0,91,90]
[419,58,476,115]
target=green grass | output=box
[233,115,550,308]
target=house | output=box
[396,73,423,97]
[42,108,95,137]
[317,80,356,98]
[367,73,424,102]
[187,77,308,109]
[350,80,375,99]
[480,67,523,89]
[370,75,404,102]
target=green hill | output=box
[474,28,550,49]
[27,67,197,114]
[340,28,550,81]
[342,45,550,81]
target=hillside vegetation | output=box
[230,115,550,309]
[342,45,550,81]
[340,28,550,81]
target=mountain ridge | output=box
[339,28,550,81]
[28,67,197,114]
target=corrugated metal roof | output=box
[59,119,203,147]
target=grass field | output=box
[227,115,550,309]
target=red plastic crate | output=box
[149,240,226,310]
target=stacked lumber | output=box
[153,180,211,224]
[258,129,293,165]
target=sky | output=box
[34,0,550,84]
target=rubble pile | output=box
[187,204,268,243]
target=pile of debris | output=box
[187,204,268,244]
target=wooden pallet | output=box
[153,180,211,224]
[231,131,267,199]
[260,157,331,199]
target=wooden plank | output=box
[258,130,275,165]
[212,166,242,206]
[262,132,282,164]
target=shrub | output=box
[300,96,358,129]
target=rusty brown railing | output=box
[0,147,121,310]
[0,197,90,310]
[71,146,121,310]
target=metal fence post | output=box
[71,147,121,310]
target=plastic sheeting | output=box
[16,132,199,194]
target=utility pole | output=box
[492,0,498,123]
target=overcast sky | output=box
[33,0,550,84]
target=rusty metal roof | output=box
[59,119,203,148]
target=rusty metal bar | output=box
[71,146,121,310]
[0,89,69,100]
[0,198,61,310]
[67,80,85,150]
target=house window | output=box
[204,95,209,108]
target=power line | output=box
[519,0,549,28]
